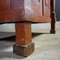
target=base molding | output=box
[13,43,34,57]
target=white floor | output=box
[0,29,60,60]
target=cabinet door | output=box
[44,0,50,17]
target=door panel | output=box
[0,0,10,11]
[31,0,42,17]
[31,0,50,22]
[31,0,45,22]
[10,0,24,10]
[0,0,51,23]
[44,0,50,17]
[0,0,24,13]
[0,0,24,22]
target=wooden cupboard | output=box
[0,0,56,57]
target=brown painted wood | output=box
[0,0,56,56]
[0,0,25,22]
[13,22,34,56]
[0,0,53,23]
[15,22,32,45]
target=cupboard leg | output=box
[50,0,56,34]
[13,22,34,57]
[50,13,56,34]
